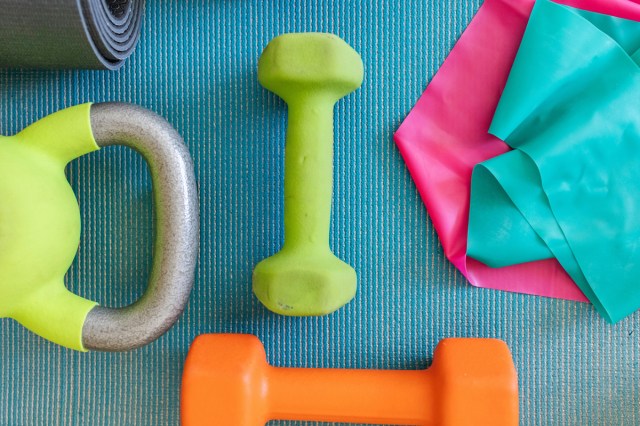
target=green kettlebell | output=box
[0,103,199,351]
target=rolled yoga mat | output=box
[0,0,144,69]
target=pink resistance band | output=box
[394,0,640,301]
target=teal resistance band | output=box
[469,0,640,323]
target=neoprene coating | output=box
[181,334,519,425]
[0,104,99,351]
[252,34,362,316]
[0,0,144,69]
[468,0,640,323]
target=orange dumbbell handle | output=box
[267,366,434,424]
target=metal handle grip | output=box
[81,102,199,351]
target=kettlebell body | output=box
[0,105,97,350]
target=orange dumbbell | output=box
[181,334,518,425]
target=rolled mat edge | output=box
[0,0,145,70]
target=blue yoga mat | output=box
[0,0,638,424]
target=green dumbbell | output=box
[253,33,363,316]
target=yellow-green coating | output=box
[0,103,99,351]
[253,33,363,316]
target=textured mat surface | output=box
[0,1,638,425]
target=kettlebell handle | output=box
[80,103,199,351]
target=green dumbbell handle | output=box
[283,95,335,250]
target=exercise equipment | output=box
[181,334,519,426]
[394,0,640,303]
[468,0,640,323]
[0,103,198,351]
[253,33,363,316]
[0,0,144,69]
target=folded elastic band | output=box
[0,0,144,69]
[470,0,640,322]
[394,0,640,303]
